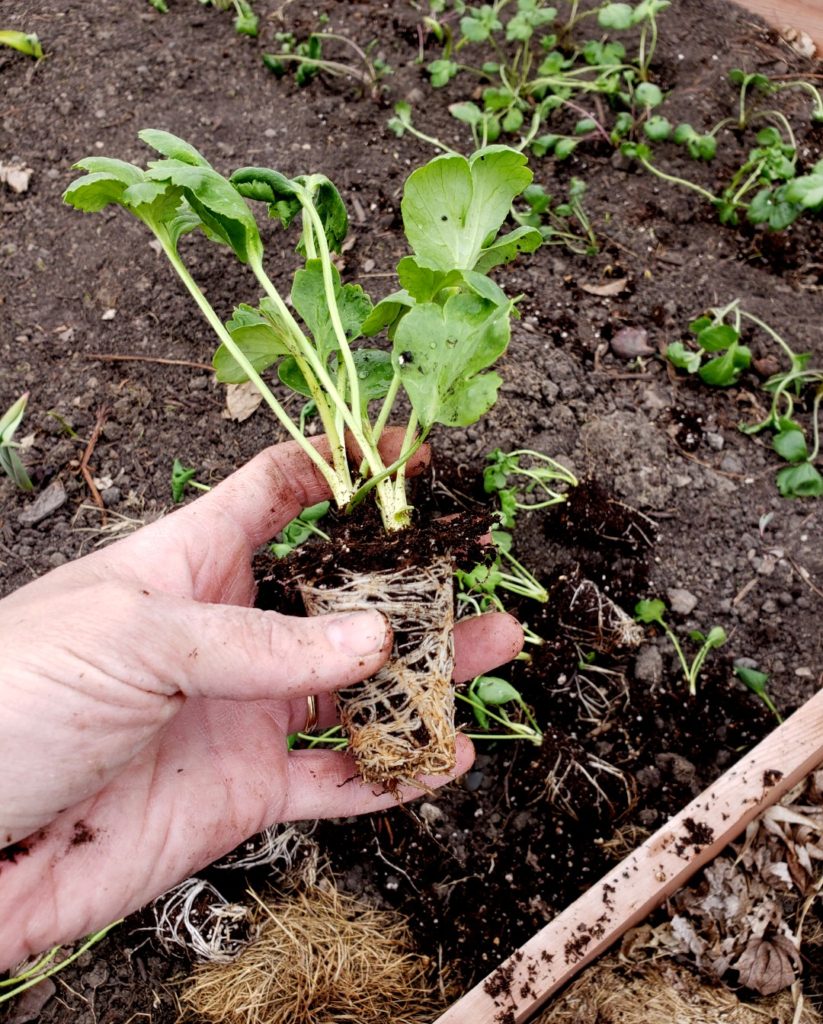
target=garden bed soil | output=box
[1,0,822,1020]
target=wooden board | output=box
[731,0,823,51]
[435,686,823,1024]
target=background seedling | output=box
[400,0,671,157]
[512,177,599,255]
[0,393,33,492]
[457,674,543,744]
[0,30,44,59]
[624,67,823,230]
[263,31,391,95]
[170,458,210,503]
[667,300,823,498]
[634,598,726,696]
[270,501,331,558]
[0,921,120,1005]
[734,665,782,723]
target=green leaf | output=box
[502,107,525,133]
[698,343,750,386]
[146,158,262,264]
[704,626,727,648]
[666,341,701,374]
[554,138,578,160]
[360,289,414,337]
[776,462,823,498]
[635,82,663,109]
[773,425,808,463]
[138,129,211,167]
[171,459,198,503]
[0,30,43,59]
[213,301,293,382]
[233,0,258,35]
[696,323,738,352]
[450,102,483,127]
[785,171,823,209]
[427,58,459,87]
[348,349,395,408]
[734,665,769,694]
[291,260,372,364]
[473,224,541,274]
[0,392,33,492]
[474,676,523,706]
[63,170,136,213]
[392,292,511,429]
[396,257,462,302]
[230,165,302,229]
[459,270,510,306]
[300,176,349,254]
[277,356,313,397]
[635,598,666,625]
[401,147,535,272]
[483,87,515,113]
[644,115,672,141]
[597,3,634,30]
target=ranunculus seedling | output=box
[64,131,542,787]
[0,30,43,60]
[0,393,33,492]
[669,300,823,500]
[635,598,726,696]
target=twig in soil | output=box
[732,577,759,606]
[83,353,214,372]
[76,406,110,524]
[785,556,823,601]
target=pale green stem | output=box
[248,256,362,493]
[637,155,719,204]
[372,371,401,447]
[738,308,800,366]
[0,921,122,1005]
[164,244,346,502]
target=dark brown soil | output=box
[1,0,821,1020]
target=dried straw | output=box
[178,883,444,1024]
[534,954,822,1024]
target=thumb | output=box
[137,593,392,702]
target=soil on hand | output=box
[0,0,821,1019]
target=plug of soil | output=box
[301,556,456,787]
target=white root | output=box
[301,556,455,787]
[153,877,255,962]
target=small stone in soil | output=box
[18,480,67,526]
[666,588,698,615]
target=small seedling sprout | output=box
[457,674,543,745]
[0,920,120,1005]
[734,665,782,723]
[170,458,210,503]
[634,598,726,696]
[0,30,44,59]
[667,299,823,498]
[0,393,34,492]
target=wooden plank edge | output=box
[435,685,823,1024]
[729,0,823,52]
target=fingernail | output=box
[325,611,389,657]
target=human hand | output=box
[0,428,523,969]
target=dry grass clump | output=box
[178,883,445,1024]
[535,954,823,1024]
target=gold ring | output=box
[304,694,318,733]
